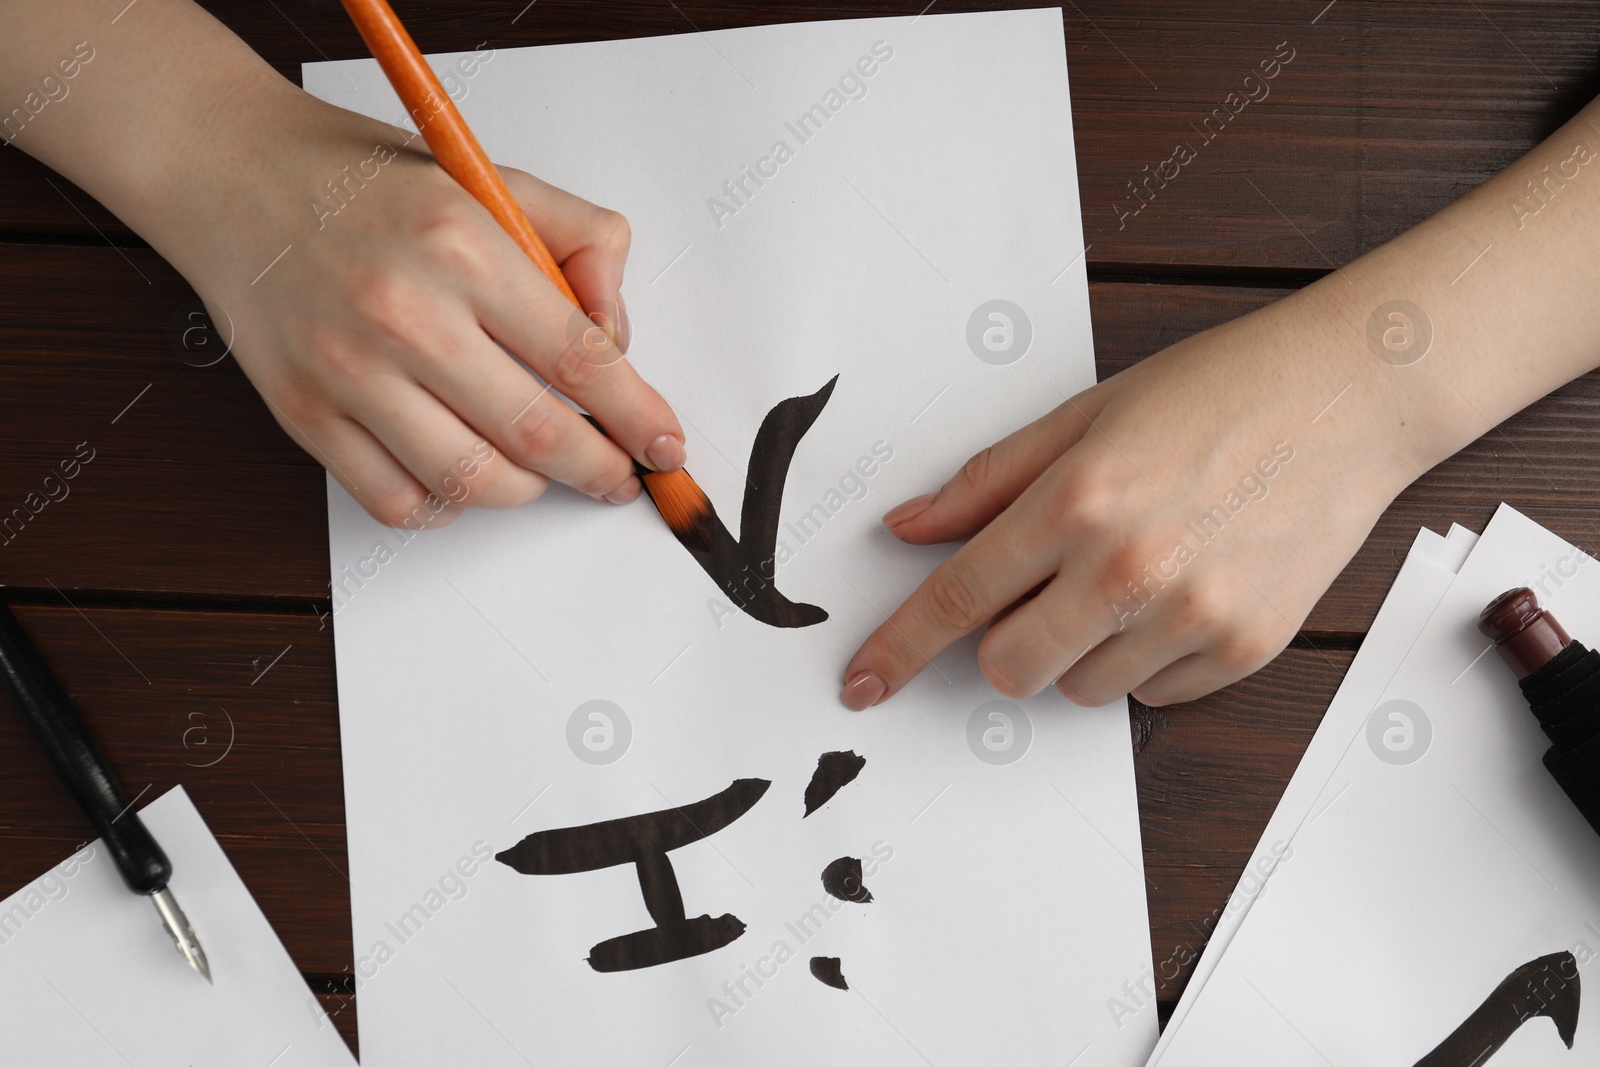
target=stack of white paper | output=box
[1154,504,1600,1065]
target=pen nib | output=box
[150,886,211,984]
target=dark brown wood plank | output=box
[6,243,1596,635]
[1135,647,1348,1003]
[0,599,1347,1013]
[0,244,328,600]
[1,1,1595,272]
[0,604,350,976]
[0,0,1590,1047]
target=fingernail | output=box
[841,670,887,711]
[604,476,642,505]
[617,292,631,354]
[883,493,936,527]
[645,434,686,472]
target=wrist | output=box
[130,77,333,280]
[1281,246,1484,499]
[6,0,354,293]
[126,69,308,262]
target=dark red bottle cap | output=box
[1478,587,1572,679]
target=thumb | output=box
[884,390,1104,544]
[501,166,632,353]
[558,236,631,355]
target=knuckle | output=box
[576,453,635,498]
[366,486,432,528]
[1055,671,1095,707]
[922,560,988,633]
[510,407,569,464]
[1216,621,1288,676]
[957,446,994,493]
[548,328,611,393]
[1129,682,1178,709]
[976,649,1033,699]
[1097,534,1172,603]
[349,269,414,327]
[466,466,541,509]
[419,214,494,283]
[1044,464,1128,536]
[436,467,475,506]
[498,165,535,192]
[454,467,500,506]
[593,208,631,254]
[953,447,1008,515]
[1171,578,1238,634]
[314,345,371,395]
[268,379,323,428]
[346,277,441,357]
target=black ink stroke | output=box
[803,750,866,817]
[1415,951,1580,1066]
[495,778,771,972]
[810,956,849,990]
[648,376,839,628]
[820,856,873,905]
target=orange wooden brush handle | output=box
[338,0,582,309]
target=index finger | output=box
[839,511,1057,710]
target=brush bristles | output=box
[642,467,717,552]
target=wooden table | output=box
[2,1,1596,1055]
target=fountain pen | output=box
[0,602,209,982]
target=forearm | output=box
[1251,93,1600,487]
[0,0,312,270]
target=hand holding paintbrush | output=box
[337,0,715,545]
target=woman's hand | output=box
[0,0,686,529]
[182,94,685,529]
[843,78,1600,712]
[840,295,1419,710]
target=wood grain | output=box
[1,1,1595,272]
[0,605,350,975]
[3,243,1596,637]
[1,0,1597,1039]
[0,601,1346,1013]
[1136,648,1349,1000]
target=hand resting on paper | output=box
[842,310,1406,709]
[843,90,1600,710]
[0,0,686,529]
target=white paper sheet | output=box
[0,786,356,1065]
[1438,523,1483,573]
[307,11,1155,1066]
[1148,523,1479,1058]
[1155,505,1600,1064]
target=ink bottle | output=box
[1479,587,1600,833]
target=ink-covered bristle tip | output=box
[641,467,716,551]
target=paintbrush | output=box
[337,0,714,550]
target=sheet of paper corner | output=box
[0,786,356,1064]
[305,10,1157,1067]
[1155,504,1600,1064]
[1148,520,1478,1058]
